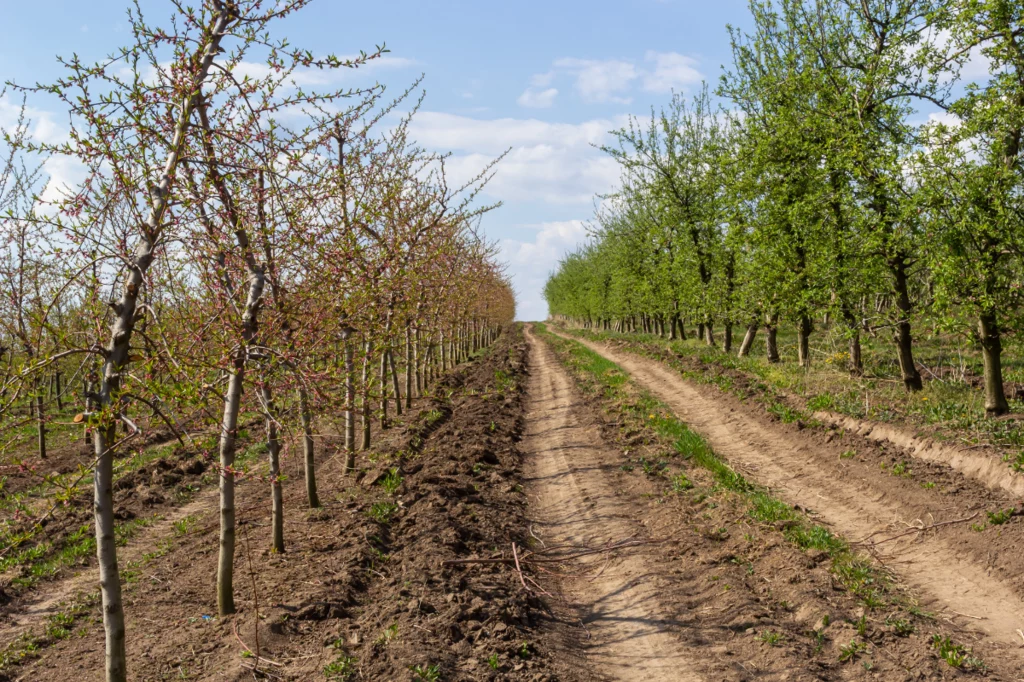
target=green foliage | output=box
[379,468,402,496]
[931,634,984,670]
[367,501,398,524]
[410,663,441,681]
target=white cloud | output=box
[524,52,703,105]
[443,147,619,205]
[500,220,591,320]
[642,51,702,93]
[409,111,627,156]
[554,57,638,103]
[517,87,558,108]
[530,71,556,88]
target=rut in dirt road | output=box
[557,330,1024,657]
[521,326,702,682]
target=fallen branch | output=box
[852,512,979,548]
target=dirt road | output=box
[554,329,1024,667]
[522,325,703,681]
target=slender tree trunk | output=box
[704,321,715,347]
[379,344,389,430]
[722,323,733,354]
[35,387,46,459]
[404,326,413,410]
[414,327,422,397]
[298,385,319,508]
[361,340,372,451]
[388,349,403,417]
[260,385,284,553]
[979,312,1010,416]
[697,322,705,341]
[797,315,812,368]
[217,366,244,616]
[93,425,125,682]
[55,371,63,411]
[765,313,780,363]
[344,336,356,471]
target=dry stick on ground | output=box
[442,536,671,588]
[852,512,980,548]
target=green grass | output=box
[931,634,985,670]
[378,468,402,496]
[561,325,1024,449]
[367,501,398,524]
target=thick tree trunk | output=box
[388,349,403,417]
[738,322,757,357]
[722,323,733,354]
[704,321,715,347]
[217,366,243,616]
[797,316,812,368]
[297,385,319,508]
[891,258,923,391]
[979,312,1010,416]
[260,385,284,553]
[765,313,780,363]
[697,322,705,341]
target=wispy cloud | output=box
[517,87,558,108]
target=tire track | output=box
[522,325,703,681]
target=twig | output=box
[243,524,261,676]
[232,619,282,666]
[511,542,528,592]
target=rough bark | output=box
[738,322,757,358]
[797,316,812,368]
[765,313,780,363]
[979,312,1010,416]
[891,257,923,391]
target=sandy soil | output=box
[522,325,702,681]
[555,328,1024,676]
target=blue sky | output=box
[0,0,755,320]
